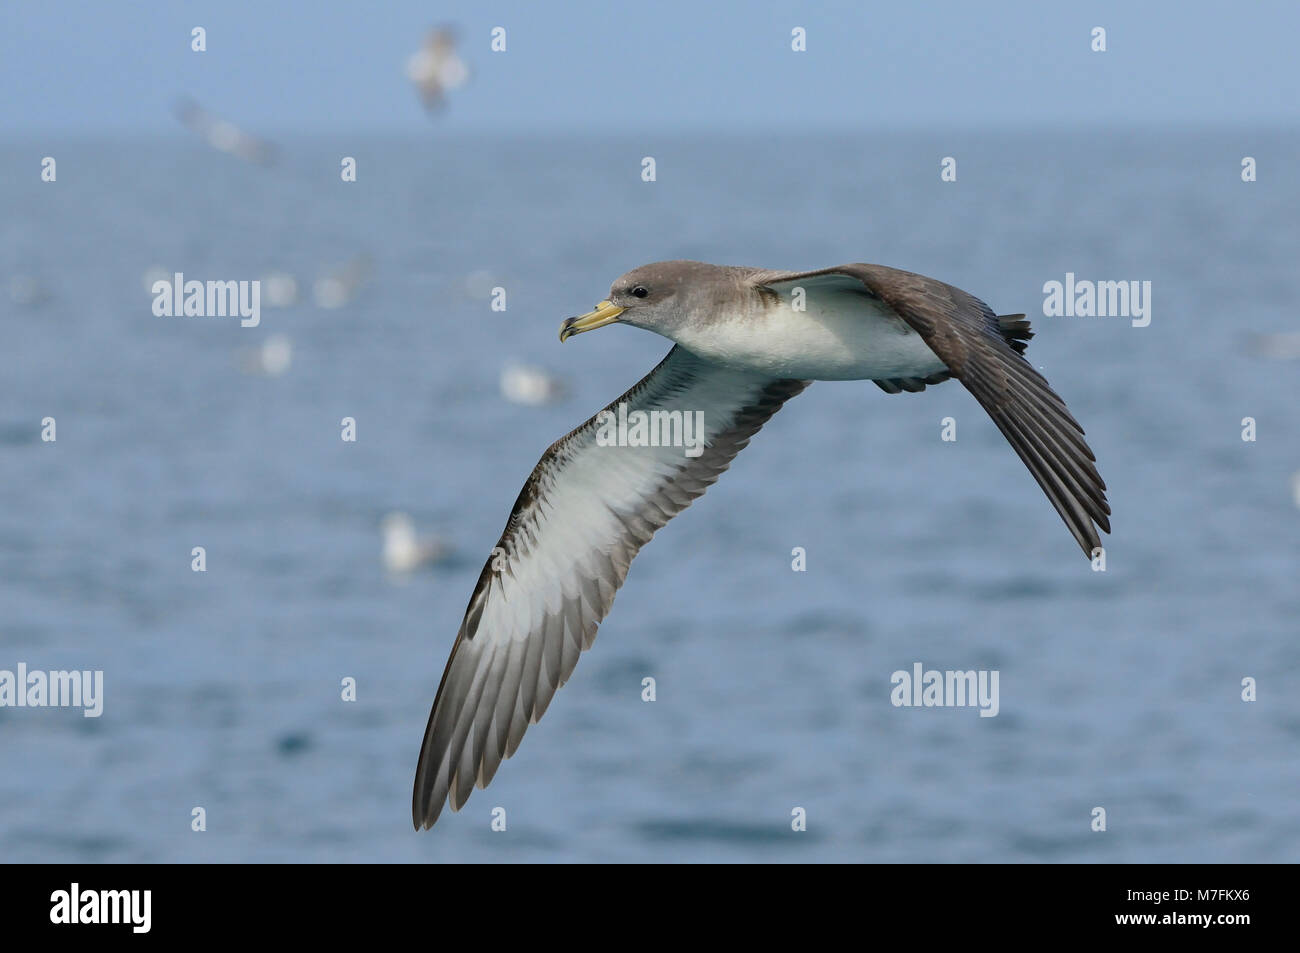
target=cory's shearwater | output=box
[413,260,1111,829]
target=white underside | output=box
[671,295,949,381]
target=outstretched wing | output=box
[414,346,808,829]
[756,265,1110,558]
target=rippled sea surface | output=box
[1,130,1297,862]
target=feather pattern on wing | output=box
[413,345,807,828]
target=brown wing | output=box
[756,264,1111,558]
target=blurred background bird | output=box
[172,97,278,165]
[406,27,469,113]
[239,334,293,378]
[381,511,452,574]
[1245,332,1300,360]
[499,361,567,406]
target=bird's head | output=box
[559,260,736,344]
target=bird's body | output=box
[675,283,946,381]
[412,259,1111,830]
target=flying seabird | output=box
[413,260,1111,829]
[172,98,278,166]
[406,27,469,112]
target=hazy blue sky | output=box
[3,0,1296,133]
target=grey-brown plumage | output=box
[413,259,1110,830]
[413,348,807,829]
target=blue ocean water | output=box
[1,129,1297,862]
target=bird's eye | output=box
[631,286,649,299]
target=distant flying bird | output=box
[406,27,469,112]
[412,259,1112,829]
[173,98,277,166]
[1245,332,1300,361]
